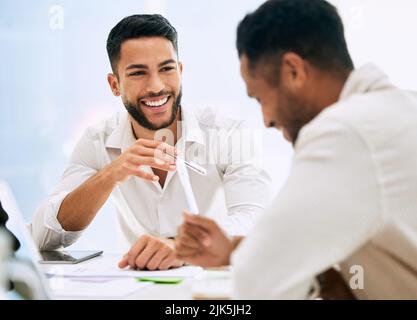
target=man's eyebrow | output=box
[158,59,176,67]
[125,59,176,71]
[126,64,148,70]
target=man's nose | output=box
[146,74,164,94]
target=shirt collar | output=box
[105,106,205,152]
[105,112,134,152]
[339,63,393,101]
[180,105,205,146]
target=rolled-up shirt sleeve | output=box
[232,118,381,299]
[30,129,100,250]
[217,121,272,236]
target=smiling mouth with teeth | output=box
[141,95,170,108]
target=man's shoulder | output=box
[299,88,417,149]
[309,89,417,133]
[82,112,126,141]
[332,87,415,116]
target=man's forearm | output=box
[57,168,116,231]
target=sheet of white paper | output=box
[48,277,151,298]
[44,264,204,279]
[188,269,233,300]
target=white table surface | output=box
[40,253,233,300]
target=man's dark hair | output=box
[106,14,178,73]
[236,0,353,76]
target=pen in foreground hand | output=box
[165,153,207,176]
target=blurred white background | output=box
[1,0,416,251]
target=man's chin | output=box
[142,113,177,131]
[126,98,180,131]
[149,120,173,131]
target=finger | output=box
[118,254,128,268]
[176,232,201,250]
[135,241,160,269]
[133,156,177,172]
[175,251,203,266]
[135,138,162,148]
[123,164,159,182]
[176,225,201,250]
[183,223,212,247]
[183,211,217,231]
[127,236,149,268]
[136,139,177,157]
[159,254,182,270]
[175,245,201,259]
[153,147,177,164]
[159,256,175,270]
[155,141,177,158]
[125,155,176,172]
[132,145,176,164]
[146,246,171,271]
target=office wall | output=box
[1,0,416,251]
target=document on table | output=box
[48,277,152,298]
[44,263,204,279]
[190,269,233,300]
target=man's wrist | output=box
[164,237,176,249]
[99,166,118,187]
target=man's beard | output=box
[124,89,182,131]
[278,90,317,144]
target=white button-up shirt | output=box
[232,64,417,299]
[30,106,271,251]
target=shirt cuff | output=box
[218,208,262,237]
[43,191,83,247]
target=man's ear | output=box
[178,61,183,76]
[280,52,307,90]
[107,73,120,96]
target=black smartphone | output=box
[39,250,103,264]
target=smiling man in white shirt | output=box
[30,14,271,271]
[175,0,417,299]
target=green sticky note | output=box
[137,277,183,284]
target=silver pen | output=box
[165,153,207,176]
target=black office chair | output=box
[0,200,21,251]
